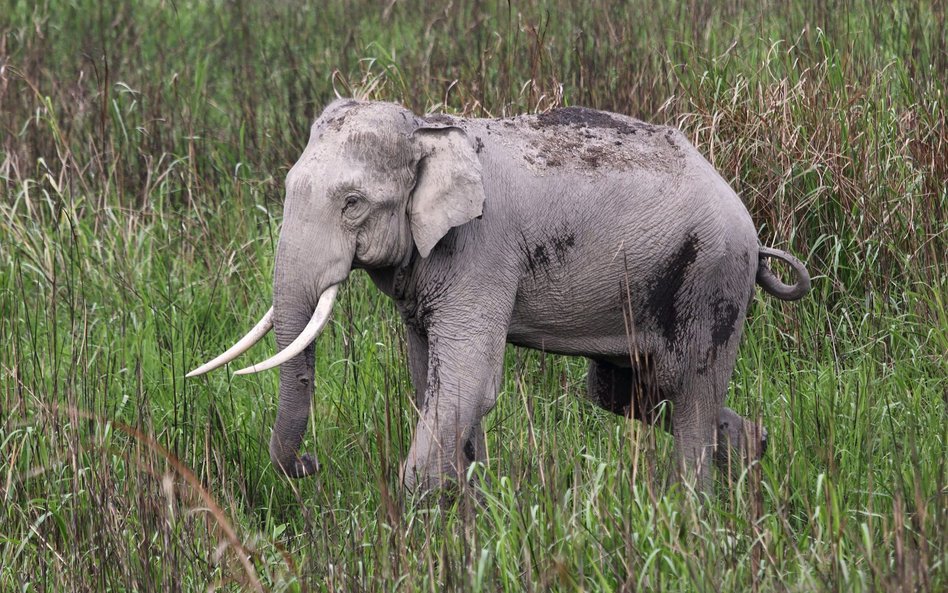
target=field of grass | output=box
[1,0,945,591]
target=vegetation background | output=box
[1,0,945,591]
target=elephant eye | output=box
[342,194,360,214]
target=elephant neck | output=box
[363,243,418,299]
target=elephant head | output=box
[187,100,486,477]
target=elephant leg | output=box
[585,357,669,427]
[401,314,510,495]
[587,358,764,488]
[463,360,504,468]
[668,377,718,492]
[585,358,634,416]
[669,262,757,491]
[715,407,768,471]
[405,325,429,410]
[669,332,752,491]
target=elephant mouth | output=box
[186,283,340,377]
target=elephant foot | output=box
[401,467,491,510]
[276,453,320,478]
[400,462,457,509]
[715,408,768,472]
[400,456,455,495]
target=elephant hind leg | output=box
[715,407,768,471]
[585,357,670,427]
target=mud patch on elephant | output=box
[696,299,741,374]
[522,229,577,278]
[513,111,683,174]
[531,245,551,269]
[551,233,576,262]
[697,345,715,375]
[710,298,739,348]
[323,102,361,132]
[409,302,435,337]
[424,113,457,126]
[520,230,543,278]
[421,346,441,415]
[534,107,660,136]
[580,145,605,167]
[646,234,699,346]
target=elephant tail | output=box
[756,246,811,301]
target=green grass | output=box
[1,0,945,591]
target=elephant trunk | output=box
[268,299,321,477]
[264,234,344,477]
[233,195,353,477]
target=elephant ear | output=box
[409,126,485,258]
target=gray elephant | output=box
[187,99,810,493]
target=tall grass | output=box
[1,0,945,591]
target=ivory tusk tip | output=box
[186,366,214,378]
[184,307,275,379]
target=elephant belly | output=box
[506,292,642,364]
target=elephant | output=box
[187,99,810,493]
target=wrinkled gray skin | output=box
[269,99,810,492]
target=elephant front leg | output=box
[401,327,507,496]
[405,325,429,410]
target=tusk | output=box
[186,308,274,378]
[233,284,339,376]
